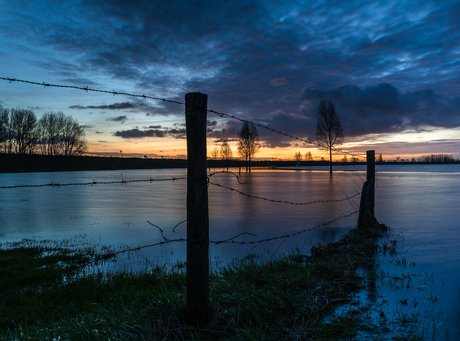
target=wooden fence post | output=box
[185,92,209,326]
[367,150,375,218]
[358,150,375,227]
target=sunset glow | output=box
[1,1,459,160]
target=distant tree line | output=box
[413,154,457,163]
[378,154,458,163]
[0,106,87,155]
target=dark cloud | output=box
[114,129,165,138]
[113,127,186,139]
[271,77,288,87]
[2,0,460,155]
[299,83,460,137]
[95,131,104,134]
[80,125,94,129]
[70,102,135,110]
[106,115,128,123]
[147,125,161,129]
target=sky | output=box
[1,0,459,160]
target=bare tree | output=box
[38,111,87,155]
[0,106,14,153]
[0,107,16,153]
[305,151,313,161]
[210,146,219,159]
[315,99,344,173]
[237,122,260,172]
[0,107,38,154]
[294,151,302,161]
[11,108,38,154]
[38,112,65,155]
[62,115,87,155]
[220,139,233,171]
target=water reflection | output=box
[1,168,362,263]
[1,166,460,336]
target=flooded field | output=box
[1,164,459,338]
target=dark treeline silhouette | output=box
[416,154,457,163]
[0,107,87,156]
[377,154,459,163]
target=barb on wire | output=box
[0,177,187,189]
[208,181,363,205]
[0,77,185,105]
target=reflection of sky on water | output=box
[0,168,364,264]
[373,169,460,339]
[1,166,459,337]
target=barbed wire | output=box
[207,170,248,184]
[208,109,316,146]
[0,77,185,105]
[214,208,361,245]
[208,181,362,205]
[1,76,367,159]
[0,177,187,189]
[208,109,367,159]
[0,203,364,299]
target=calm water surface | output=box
[1,165,459,338]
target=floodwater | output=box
[1,164,459,338]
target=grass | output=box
[0,223,424,340]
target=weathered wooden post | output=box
[358,150,376,227]
[185,92,209,326]
[367,150,375,218]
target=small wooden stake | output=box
[358,150,375,227]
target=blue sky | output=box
[1,0,459,159]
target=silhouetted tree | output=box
[237,122,260,172]
[305,151,313,161]
[0,107,86,155]
[377,153,383,164]
[0,107,38,154]
[38,111,87,155]
[210,146,219,159]
[0,106,14,153]
[294,151,302,161]
[38,112,65,155]
[418,154,455,163]
[11,108,38,154]
[220,139,233,171]
[315,99,344,173]
[62,115,87,155]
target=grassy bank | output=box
[0,223,421,340]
